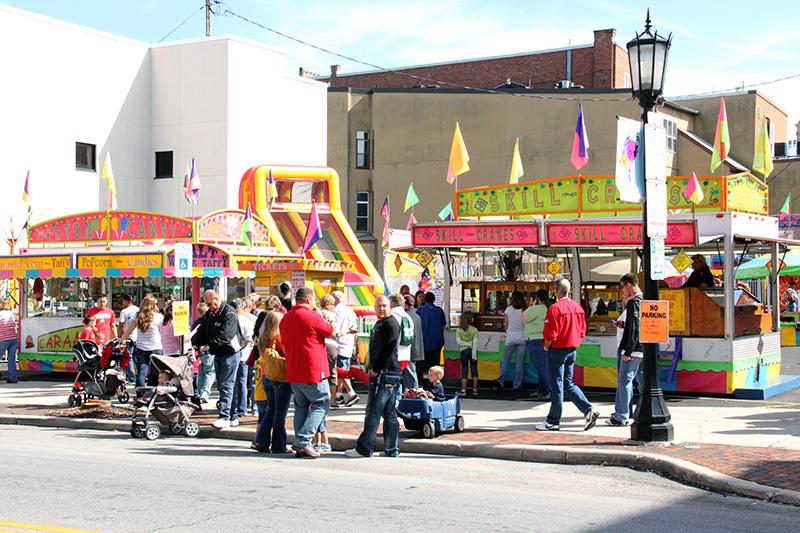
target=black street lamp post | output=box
[626,11,674,442]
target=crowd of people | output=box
[0,271,651,454]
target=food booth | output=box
[3,209,357,373]
[402,172,800,397]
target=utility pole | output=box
[205,0,212,37]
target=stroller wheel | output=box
[455,415,465,433]
[68,395,75,407]
[144,425,161,441]
[74,395,83,407]
[184,422,200,438]
[422,420,436,439]
[133,425,145,439]
[169,423,185,435]
[216,400,220,410]
[118,392,130,404]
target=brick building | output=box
[320,29,629,90]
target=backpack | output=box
[399,315,414,347]
[262,340,287,383]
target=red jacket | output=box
[543,297,586,349]
[279,305,334,384]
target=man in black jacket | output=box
[345,295,402,458]
[607,273,645,427]
[192,290,243,429]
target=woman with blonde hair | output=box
[121,295,164,387]
[251,310,292,453]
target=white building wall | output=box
[226,38,327,206]
[0,6,328,253]
[0,5,150,234]
[149,38,230,218]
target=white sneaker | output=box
[583,410,600,431]
[535,422,560,431]
[212,418,231,429]
[230,419,240,427]
[344,448,368,458]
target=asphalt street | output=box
[0,426,796,533]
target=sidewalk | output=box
[1,379,799,501]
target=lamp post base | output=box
[631,384,674,442]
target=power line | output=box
[157,4,206,43]
[217,6,800,104]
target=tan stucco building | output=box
[327,87,798,273]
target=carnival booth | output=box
[3,208,359,373]
[404,172,800,398]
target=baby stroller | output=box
[68,339,133,406]
[130,354,200,441]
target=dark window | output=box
[356,130,371,169]
[355,191,371,232]
[75,142,96,171]
[155,151,174,179]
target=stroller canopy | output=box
[150,355,195,397]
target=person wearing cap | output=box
[683,255,714,288]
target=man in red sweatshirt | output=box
[536,278,599,432]
[279,287,334,458]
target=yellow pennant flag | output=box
[509,137,524,184]
[446,122,470,184]
[101,153,118,210]
[752,117,773,178]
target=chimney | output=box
[330,64,341,79]
[592,28,615,88]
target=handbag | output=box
[263,339,287,383]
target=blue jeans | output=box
[291,380,331,448]
[213,352,240,421]
[255,400,267,420]
[546,348,593,425]
[526,339,549,395]
[460,349,478,379]
[0,339,18,382]
[255,377,292,452]
[498,342,525,389]
[133,348,163,388]
[613,350,644,422]
[232,360,248,419]
[196,353,216,399]
[356,371,402,457]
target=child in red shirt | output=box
[80,316,104,345]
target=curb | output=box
[2,413,798,506]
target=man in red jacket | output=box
[536,278,599,432]
[279,287,334,458]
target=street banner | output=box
[615,117,644,203]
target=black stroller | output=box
[68,339,133,406]
[130,354,200,441]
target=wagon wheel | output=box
[422,420,436,439]
[455,415,465,433]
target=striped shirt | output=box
[0,310,17,341]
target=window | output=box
[356,130,371,169]
[355,191,371,233]
[75,142,96,171]
[154,151,173,179]
[663,118,678,153]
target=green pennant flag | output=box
[438,202,454,221]
[780,194,791,218]
[404,182,420,212]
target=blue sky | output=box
[5,0,800,135]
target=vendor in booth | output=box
[683,254,715,288]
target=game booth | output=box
[3,166,385,373]
[400,172,800,398]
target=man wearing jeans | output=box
[607,273,645,426]
[346,295,402,458]
[192,290,243,429]
[536,278,599,432]
[280,287,334,459]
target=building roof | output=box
[679,129,749,172]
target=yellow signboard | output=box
[547,260,562,277]
[671,250,692,273]
[77,254,163,269]
[640,300,670,343]
[660,290,686,332]
[416,249,434,267]
[0,256,72,270]
[172,301,191,336]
